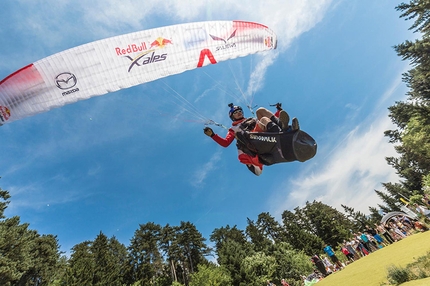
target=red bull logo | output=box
[115,42,147,56]
[0,106,11,122]
[124,37,172,72]
[149,37,172,49]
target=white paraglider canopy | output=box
[0,21,277,125]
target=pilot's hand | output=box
[275,102,282,111]
[204,127,215,137]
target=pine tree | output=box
[298,201,354,247]
[67,241,95,285]
[0,188,61,286]
[341,204,372,231]
[159,224,178,284]
[127,222,163,284]
[210,226,251,286]
[245,218,273,252]
[91,232,127,286]
[380,0,430,210]
[281,209,324,256]
[175,222,210,276]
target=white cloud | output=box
[246,52,278,98]
[272,115,399,217]
[74,0,333,40]
[5,179,94,214]
[191,149,222,187]
[270,77,405,216]
[87,164,102,177]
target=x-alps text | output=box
[125,51,167,72]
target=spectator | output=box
[375,223,395,244]
[345,239,360,260]
[321,255,335,273]
[323,244,343,269]
[310,254,328,277]
[414,203,430,218]
[353,234,369,256]
[414,220,429,232]
[359,232,374,253]
[340,244,355,262]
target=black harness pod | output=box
[235,129,317,166]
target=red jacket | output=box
[211,119,244,147]
[210,117,264,168]
[211,110,281,171]
[212,110,281,148]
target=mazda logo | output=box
[55,72,77,90]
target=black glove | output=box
[275,102,282,111]
[204,127,215,137]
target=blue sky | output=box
[0,0,415,255]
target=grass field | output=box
[316,231,430,286]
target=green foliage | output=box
[397,1,430,34]
[271,242,314,283]
[385,251,430,285]
[368,206,384,223]
[66,241,95,285]
[214,240,250,285]
[379,0,430,212]
[175,221,211,274]
[402,115,430,159]
[281,210,324,256]
[0,187,10,219]
[409,194,424,205]
[423,174,430,195]
[241,252,277,286]
[189,264,232,286]
[386,265,413,285]
[210,225,247,252]
[93,233,128,286]
[128,222,164,284]
[246,217,273,252]
[210,225,315,286]
[125,221,210,285]
[64,233,129,286]
[280,201,354,255]
[0,188,62,286]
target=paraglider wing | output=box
[0,21,277,125]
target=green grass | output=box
[400,277,430,285]
[316,231,430,286]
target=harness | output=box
[235,118,258,156]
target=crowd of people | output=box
[266,212,429,285]
[302,215,429,284]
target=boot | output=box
[292,118,300,131]
[266,121,282,132]
[270,115,280,127]
[278,110,290,131]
